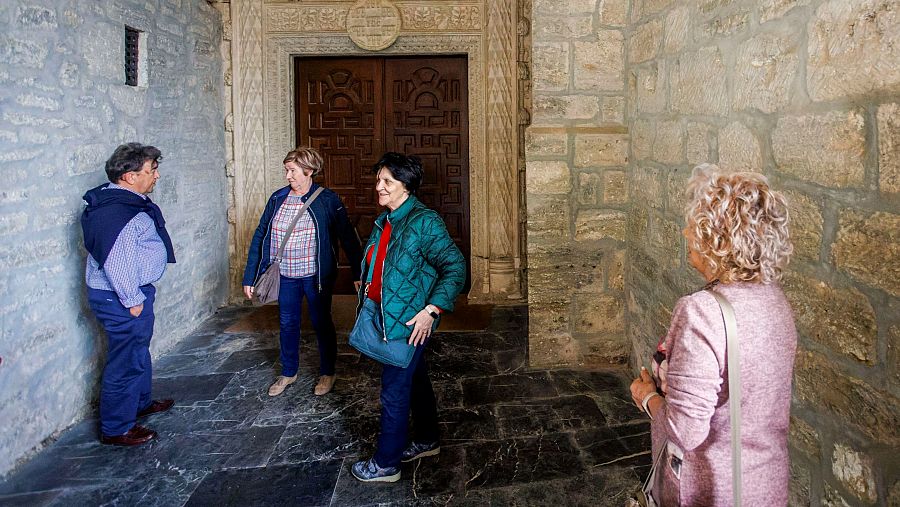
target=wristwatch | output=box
[425,305,440,319]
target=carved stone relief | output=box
[346,0,402,51]
[516,0,531,298]
[486,0,521,298]
[230,0,268,293]
[265,3,482,34]
[398,5,482,31]
[267,6,346,32]
[229,0,525,303]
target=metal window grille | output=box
[125,27,140,86]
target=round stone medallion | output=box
[346,0,402,51]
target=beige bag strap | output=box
[706,289,742,507]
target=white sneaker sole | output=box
[401,447,440,463]
[351,470,401,483]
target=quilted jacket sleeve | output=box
[420,212,466,312]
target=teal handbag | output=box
[349,298,415,368]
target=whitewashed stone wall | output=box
[0,0,228,477]
[623,0,899,504]
[526,0,630,367]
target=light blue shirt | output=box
[84,184,168,308]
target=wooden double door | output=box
[295,56,470,294]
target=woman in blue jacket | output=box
[243,147,362,397]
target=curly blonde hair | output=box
[685,164,793,283]
[283,147,324,177]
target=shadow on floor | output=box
[0,305,649,506]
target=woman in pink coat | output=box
[630,164,797,506]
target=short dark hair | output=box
[105,143,162,183]
[372,152,423,195]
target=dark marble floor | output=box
[0,305,650,506]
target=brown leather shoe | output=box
[137,399,174,418]
[100,425,157,446]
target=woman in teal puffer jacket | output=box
[350,152,466,483]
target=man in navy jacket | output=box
[81,143,176,446]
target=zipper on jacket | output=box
[365,208,419,344]
[381,233,389,343]
[308,203,322,292]
[356,242,375,315]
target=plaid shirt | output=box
[270,194,317,278]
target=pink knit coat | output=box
[650,282,797,506]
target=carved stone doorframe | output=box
[229,0,524,303]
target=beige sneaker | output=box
[267,375,297,397]
[314,375,335,396]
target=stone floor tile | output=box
[432,380,464,409]
[428,345,499,381]
[574,423,652,469]
[221,425,287,469]
[151,372,236,403]
[437,406,500,444]
[549,369,628,394]
[330,457,417,506]
[446,467,640,507]
[494,394,607,437]
[0,304,650,506]
[49,418,101,447]
[0,490,61,506]
[184,461,342,507]
[267,417,378,465]
[461,433,585,490]
[216,349,279,373]
[148,396,265,435]
[330,446,467,506]
[171,332,277,356]
[47,468,209,507]
[154,352,233,379]
[460,372,558,406]
[494,348,528,374]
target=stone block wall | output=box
[623,0,899,504]
[0,1,228,477]
[525,0,630,367]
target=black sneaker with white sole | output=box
[351,458,401,483]
[400,441,440,462]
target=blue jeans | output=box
[88,285,156,437]
[373,341,440,468]
[278,275,336,377]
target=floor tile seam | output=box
[0,474,141,499]
[174,469,214,507]
[605,419,653,431]
[487,392,606,406]
[495,425,613,440]
[438,430,575,447]
[326,457,347,507]
[563,429,602,472]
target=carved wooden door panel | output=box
[384,57,470,292]
[296,56,469,293]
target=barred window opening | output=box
[125,26,140,86]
